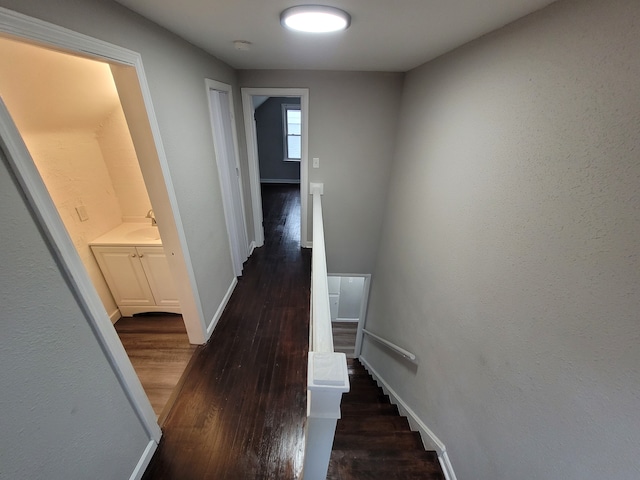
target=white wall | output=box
[98,106,152,222]
[238,70,403,273]
[0,149,150,479]
[363,0,640,479]
[21,128,123,318]
[0,38,154,320]
[0,0,243,326]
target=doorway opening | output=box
[0,8,214,441]
[0,36,197,419]
[241,88,310,248]
[328,274,372,358]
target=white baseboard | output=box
[207,277,238,336]
[358,355,457,480]
[129,439,158,480]
[248,241,256,256]
[109,308,122,324]
[260,178,301,184]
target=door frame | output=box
[206,79,249,276]
[241,88,310,248]
[0,6,208,445]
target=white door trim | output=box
[0,5,206,442]
[205,79,249,276]
[241,88,310,248]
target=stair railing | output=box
[362,329,418,364]
[302,183,350,480]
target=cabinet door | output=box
[91,245,155,307]
[136,246,180,308]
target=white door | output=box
[207,81,249,276]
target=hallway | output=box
[143,184,310,479]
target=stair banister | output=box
[303,183,350,480]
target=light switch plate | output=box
[76,205,89,222]
[312,157,320,168]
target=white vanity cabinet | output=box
[90,224,181,316]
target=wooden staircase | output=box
[327,359,445,480]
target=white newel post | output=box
[303,352,350,480]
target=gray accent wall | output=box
[255,97,300,183]
[363,0,640,479]
[239,70,404,273]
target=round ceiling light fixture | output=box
[280,5,351,33]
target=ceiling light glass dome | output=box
[281,5,351,33]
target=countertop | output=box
[89,223,163,246]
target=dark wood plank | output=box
[143,184,310,479]
[114,314,196,418]
[328,450,444,480]
[332,321,357,358]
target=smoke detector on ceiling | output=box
[233,40,252,51]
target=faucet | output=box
[146,209,157,226]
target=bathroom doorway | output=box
[0,35,197,419]
[0,11,210,434]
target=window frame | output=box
[282,103,301,162]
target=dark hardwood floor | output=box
[114,314,196,419]
[143,184,310,479]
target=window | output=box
[283,104,301,161]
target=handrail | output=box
[310,183,333,353]
[303,183,349,480]
[362,329,418,364]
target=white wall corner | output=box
[206,277,238,337]
[129,439,158,480]
[310,182,324,195]
[109,308,122,324]
[358,355,457,480]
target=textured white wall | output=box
[364,0,640,479]
[0,39,154,320]
[0,0,243,328]
[238,70,404,273]
[98,106,152,222]
[21,129,122,318]
[0,150,149,479]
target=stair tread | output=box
[333,431,423,450]
[333,358,446,479]
[341,402,399,416]
[328,449,445,480]
[342,393,389,404]
[336,415,411,432]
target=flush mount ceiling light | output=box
[280,5,351,33]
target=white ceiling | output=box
[114,0,557,72]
